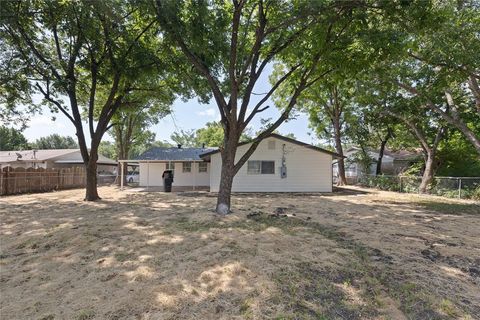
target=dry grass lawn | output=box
[0,186,479,320]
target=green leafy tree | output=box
[170,129,197,148]
[379,2,480,154]
[155,0,380,213]
[98,141,117,160]
[0,126,29,151]
[196,121,252,147]
[1,0,165,200]
[296,80,357,185]
[437,131,480,177]
[31,134,78,149]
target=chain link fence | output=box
[355,174,480,200]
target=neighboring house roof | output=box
[135,147,217,161]
[345,146,422,162]
[199,134,344,159]
[0,149,117,165]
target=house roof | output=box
[0,149,79,163]
[135,147,217,161]
[0,149,117,165]
[345,146,422,161]
[199,134,344,159]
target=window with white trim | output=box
[182,162,192,173]
[247,160,275,174]
[166,162,175,170]
[198,162,208,173]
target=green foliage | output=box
[31,134,78,149]
[437,132,480,177]
[195,122,225,147]
[170,129,197,148]
[0,126,29,151]
[98,141,117,160]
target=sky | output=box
[19,65,320,147]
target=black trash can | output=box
[162,170,174,192]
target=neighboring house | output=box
[0,149,117,173]
[131,134,342,192]
[334,147,422,180]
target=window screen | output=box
[198,162,208,173]
[247,160,274,174]
[261,161,275,174]
[182,162,192,173]
[247,161,261,174]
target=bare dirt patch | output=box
[1,186,479,319]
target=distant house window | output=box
[183,162,192,173]
[198,162,208,173]
[247,161,275,174]
[166,162,175,170]
[268,140,276,150]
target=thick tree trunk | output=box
[85,158,100,201]
[84,142,100,201]
[376,139,388,175]
[419,151,435,194]
[216,142,236,214]
[333,118,347,186]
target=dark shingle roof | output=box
[199,134,344,159]
[135,147,216,161]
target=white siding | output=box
[139,162,210,187]
[209,137,333,192]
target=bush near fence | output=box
[0,167,116,196]
[356,174,480,200]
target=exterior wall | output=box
[139,162,210,187]
[209,137,333,192]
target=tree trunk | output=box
[85,158,100,201]
[419,151,435,194]
[84,142,100,201]
[216,142,236,214]
[376,128,393,175]
[333,118,347,186]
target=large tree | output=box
[1,0,161,200]
[155,0,378,214]
[0,126,29,151]
[32,134,78,149]
[382,1,480,154]
[295,80,357,185]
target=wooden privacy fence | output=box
[0,166,86,196]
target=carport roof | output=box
[134,147,216,161]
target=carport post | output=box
[147,161,150,191]
[193,162,196,191]
[120,161,124,190]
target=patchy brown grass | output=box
[0,186,479,319]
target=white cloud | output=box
[196,108,216,117]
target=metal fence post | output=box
[458,178,462,199]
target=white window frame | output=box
[198,162,208,173]
[182,162,192,173]
[166,162,175,171]
[247,160,275,175]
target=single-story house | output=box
[333,146,422,182]
[126,134,342,192]
[0,149,117,173]
[131,146,215,190]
